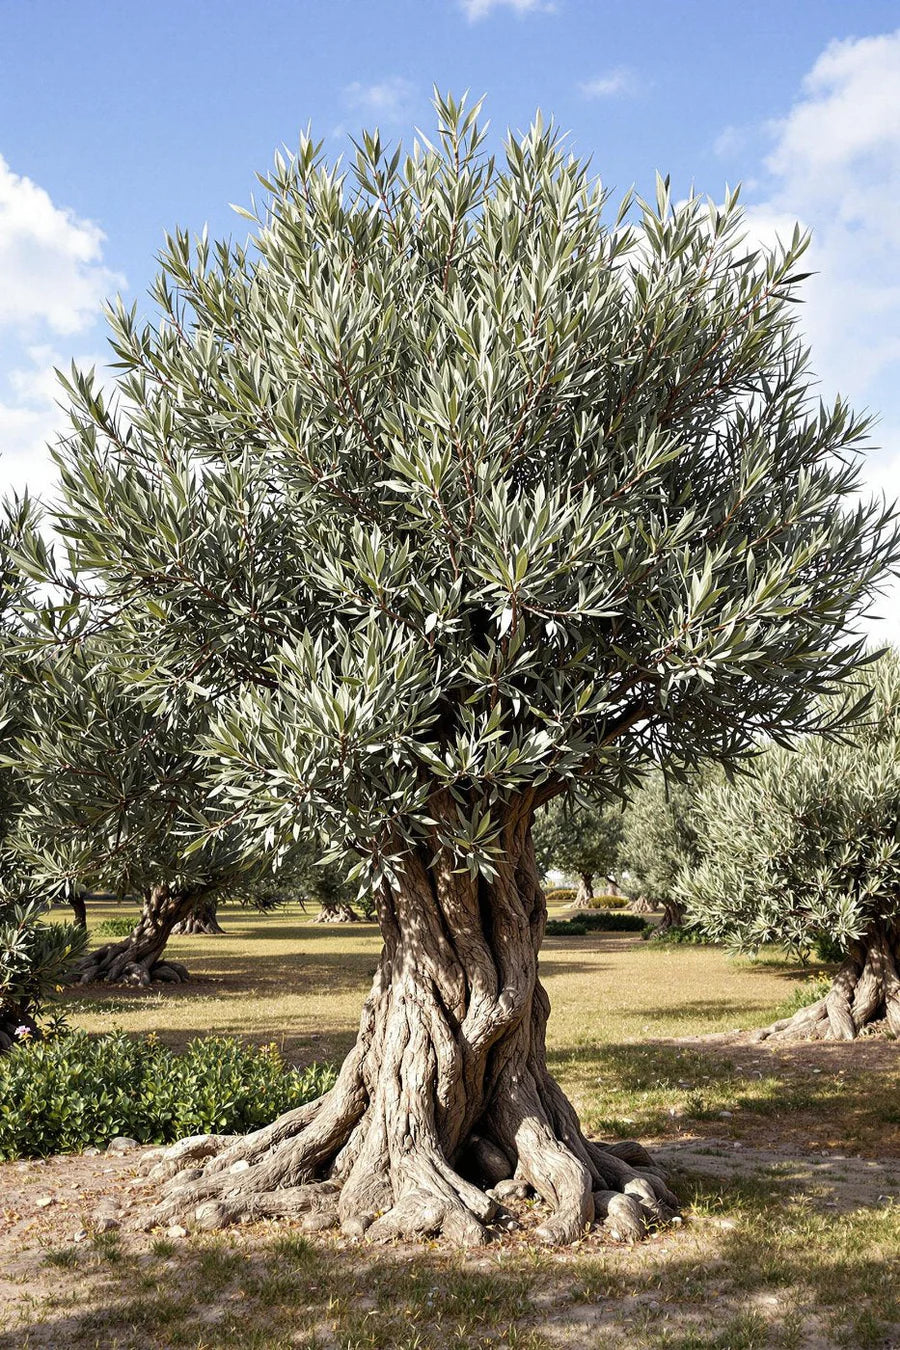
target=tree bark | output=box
[172,895,225,936]
[76,884,198,986]
[139,799,677,1246]
[315,902,362,923]
[69,892,88,929]
[572,872,594,909]
[753,924,900,1042]
[659,898,686,931]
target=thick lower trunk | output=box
[315,902,361,923]
[172,895,224,936]
[69,893,88,929]
[139,803,677,1246]
[630,897,656,915]
[572,872,594,909]
[76,885,198,986]
[754,925,900,1042]
[660,898,686,931]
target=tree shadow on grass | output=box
[7,1168,898,1350]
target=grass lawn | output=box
[1,900,897,1349]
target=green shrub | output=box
[640,922,711,945]
[544,913,645,937]
[545,919,587,936]
[813,932,845,963]
[591,894,628,910]
[544,889,577,906]
[0,1030,336,1159]
[93,916,140,938]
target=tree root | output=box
[135,1084,678,1248]
[752,930,900,1042]
[76,945,191,986]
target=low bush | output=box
[93,916,140,938]
[544,913,645,937]
[591,894,628,910]
[0,1030,336,1159]
[640,923,711,945]
[544,889,577,906]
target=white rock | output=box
[106,1137,140,1155]
[229,1160,251,1174]
[35,1195,55,1208]
[166,1224,189,1239]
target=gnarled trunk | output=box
[660,898,686,931]
[754,923,900,1042]
[172,895,224,936]
[572,872,594,909]
[140,802,677,1246]
[76,884,198,986]
[315,902,362,923]
[69,892,88,929]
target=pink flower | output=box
[14,1025,31,1039]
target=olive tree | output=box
[620,772,708,928]
[0,498,87,1045]
[533,797,623,905]
[680,652,900,1041]
[28,96,897,1244]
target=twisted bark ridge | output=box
[172,895,225,936]
[140,809,678,1246]
[754,924,900,1042]
[76,885,197,986]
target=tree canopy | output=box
[620,770,709,925]
[533,797,623,902]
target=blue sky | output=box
[2,0,899,625]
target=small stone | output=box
[718,1111,734,1119]
[83,1147,101,1157]
[300,1209,338,1233]
[35,1195,55,1208]
[106,1137,140,1155]
[166,1224,188,1239]
[72,1228,88,1242]
[229,1160,251,1173]
[93,1216,120,1233]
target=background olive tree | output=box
[21,94,897,1244]
[680,651,900,1040]
[620,771,709,928]
[0,497,86,1046]
[533,797,623,905]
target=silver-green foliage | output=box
[620,771,708,906]
[679,651,900,956]
[23,94,898,885]
[0,499,86,1039]
[533,796,623,883]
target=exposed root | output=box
[753,928,900,1042]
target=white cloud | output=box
[459,0,554,22]
[735,31,900,642]
[579,67,639,100]
[341,77,418,125]
[0,154,123,335]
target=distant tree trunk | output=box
[172,895,224,935]
[630,896,656,915]
[754,923,900,1042]
[69,892,87,929]
[315,901,361,923]
[142,796,678,1246]
[572,872,594,909]
[76,884,200,985]
[659,898,686,931]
